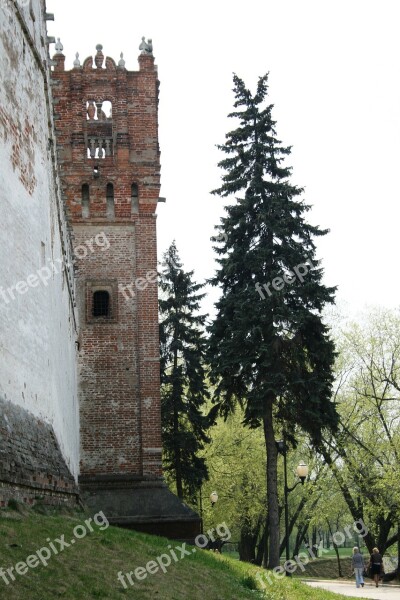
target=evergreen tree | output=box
[208,74,339,568]
[159,242,210,501]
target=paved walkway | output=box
[304,580,400,599]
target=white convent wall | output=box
[0,1,80,479]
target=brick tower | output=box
[51,40,200,538]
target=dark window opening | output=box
[93,291,110,317]
[106,183,115,218]
[82,184,90,217]
[131,183,139,214]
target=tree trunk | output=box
[279,495,307,557]
[292,494,320,557]
[263,394,280,568]
[312,527,317,549]
[263,514,269,568]
[377,514,394,553]
[239,529,257,563]
[255,527,266,566]
[172,347,183,499]
[293,524,308,558]
[321,446,376,552]
[174,419,183,498]
[327,520,342,577]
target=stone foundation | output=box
[0,398,79,508]
[79,474,201,540]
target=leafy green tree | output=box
[208,73,339,568]
[320,307,400,556]
[203,420,324,567]
[159,242,210,500]
[277,440,323,559]
[305,463,354,576]
[201,407,267,562]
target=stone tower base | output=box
[79,475,201,540]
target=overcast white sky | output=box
[47,0,400,318]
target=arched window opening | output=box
[93,291,110,317]
[86,100,113,159]
[86,100,97,121]
[106,183,115,218]
[101,100,112,119]
[82,184,90,217]
[131,183,139,214]
[86,100,113,121]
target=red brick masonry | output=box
[51,44,200,537]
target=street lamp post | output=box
[397,520,400,581]
[199,490,218,534]
[276,439,308,576]
[210,491,219,507]
[391,501,400,581]
[199,486,203,534]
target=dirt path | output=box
[304,580,400,599]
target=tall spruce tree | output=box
[159,242,210,501]
[208,74,339,568]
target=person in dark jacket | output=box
[352,547,365,588]
[369,547,383,588]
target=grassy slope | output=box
[293,556,353,579]
[0,507,359,600]
[225,550,356,580]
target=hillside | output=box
[0,506,357,600]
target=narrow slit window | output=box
[131,183,139,214]
[82,184,90,217]
[106,183,115,218]
[93,291,110,317]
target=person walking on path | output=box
[369,547,383,588]
[351,546,365,588]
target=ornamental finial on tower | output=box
[118,52,126,68]
[139,37,153,55]
[55,38,64,54]
[95,44,104,68]
[73,53,81,68]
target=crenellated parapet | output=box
[51,42,160,221]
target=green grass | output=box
[254,576,362,600]
[292,556,353,580]
[316,547,367,558]
[0,506,360,599]
[224,547,357,580]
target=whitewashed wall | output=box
[0,0,79,479]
